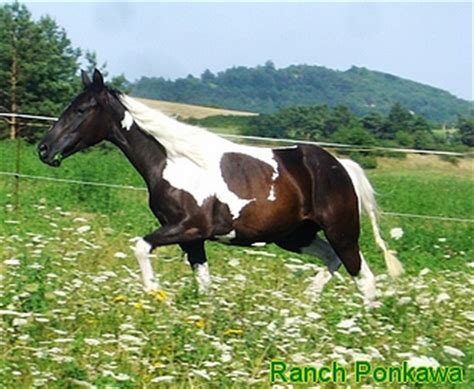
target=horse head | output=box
[38,69,127,166]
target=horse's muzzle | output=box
[37,143,61,167]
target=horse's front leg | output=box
[180,241,211,294]
[133,238,160,292]
[133,223,204,292]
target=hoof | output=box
[144,280,161,293]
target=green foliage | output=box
[216,101,468,151]
[132,63,472,123]
[83,50,131,93]
[0,2,81,139]
[456,113,474,147]
[0,3,130,142]
[0,140,472,387]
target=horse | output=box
[38,69,403,306]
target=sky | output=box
[23,1,473,100]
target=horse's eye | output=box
[77,107,86,114]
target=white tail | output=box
[338,159,404,278]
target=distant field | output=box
[0,140,472,387]
[136,97,257,119]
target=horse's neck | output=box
[109,126,167,186]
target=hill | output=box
[137,97,256,119]
[131,62,472,123]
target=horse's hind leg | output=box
[275,222,341,297]
[301,237,342,297]
[324,227,377,305]
[180,241,211,294]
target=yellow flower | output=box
[150,289,168,302]
[113,294,128,303]
[224,328,243,336]
[133,302,144,310]
[195,319,205,329]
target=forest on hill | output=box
[132,61,472,123]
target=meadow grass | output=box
[0,141,472,387]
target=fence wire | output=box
[1,110,472,223]
[1,171,472,223]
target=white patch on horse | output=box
[267,186,276,201]
[162,156,254,219]
[215,230,236,243]
[133,238,159,292]
[120,95,280,219]
[194,263,211,293]
[121,110,134,131]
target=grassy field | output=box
[0,140,473,387]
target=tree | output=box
[84,50,130,93]
[201,69,215,83]
[384,102,413,139]
[0,3,130,140]
[0,2,81,139]
[361,112,386,137]
[456,114,474,147]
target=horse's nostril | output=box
[38,143,48,158]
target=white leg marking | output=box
[354,253,378,306]
[305,269,333,297]
[133,238,160,292]
[195,263,211,294]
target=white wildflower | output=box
[114,252,127,259]
[398,296,412,305]
[12,318,28,326]
[267,321,277,332]
[192,369,210,381]
[306,312,321,321]
[202,361,221,368]
[461,311,474,321]
[407,355,440,368]
[76,225,91,234]
[233,274,246,282]
[4,258,20,266]
[84,338,101,346]
[443,346,465,358]
[390,227,404,240]
[436,292,450,303]
[151,376,174,383]
[114,373,131,381]
[337,318,356,329]
[419,268,430,276]
[228,258,240,267]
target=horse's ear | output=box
[92,68,104,89]
[81,70,92,88]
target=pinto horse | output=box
[38,69,403,305]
